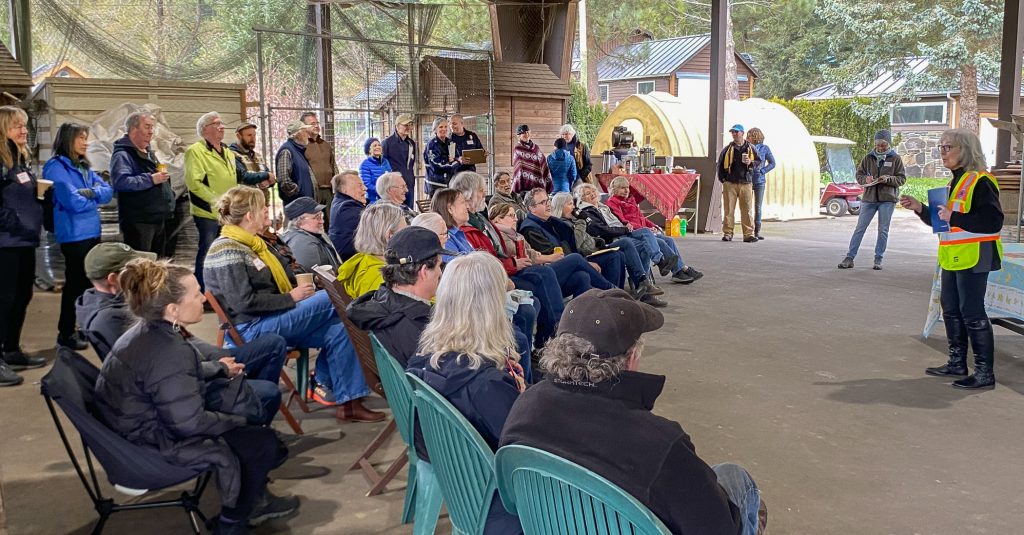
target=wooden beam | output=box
[996,0,1023,168]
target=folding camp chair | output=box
[40,348,213,535]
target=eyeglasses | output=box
[536,199,551,206]
[938,144,957,154]
[301,212,324,221]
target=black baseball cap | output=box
[284,197,325,221]
[516,124,530,135]
[84,242,157,280]
[384,226,457,265]
[557,288,664,357]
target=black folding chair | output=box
[40,348,213,534]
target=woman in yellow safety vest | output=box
[899,128,1003,390]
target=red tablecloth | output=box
[596,173,699,219]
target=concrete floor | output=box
[3,209,1024,534]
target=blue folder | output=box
[928,187,950,234]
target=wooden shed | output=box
[0,41,32,105]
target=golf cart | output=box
[812,136,863,217]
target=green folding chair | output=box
[408,373,498,535]
[495,445,671,535]
[369,334,443,534]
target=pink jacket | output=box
[606,195,657,230]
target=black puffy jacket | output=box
[347,286,431,368]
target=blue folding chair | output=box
[495,445,671,535]
[370,333,443,534]
[408,373,499,535]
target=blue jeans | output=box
[752,183,765,235]
[194,216,222,292]
[247,379,282,426]
[237,291,369,404]
[226,333,288,384]
[631,228,664,263]
[845,201,895,260]
[712,463,762,535]
[589,250,626,288]
[609,237,651,286]
[546,253,611,294]
[512,265,565,345]
[653,234,685,273]
[513,325,533,384]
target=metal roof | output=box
[0,41,32,95]
[796,57,1024,99]
[352,70,405,103]
[597,34,710,81]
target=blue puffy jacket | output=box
[359,156,391,203]
[752,143,776,186]
[45,155,114,243]
[546,149,577,193]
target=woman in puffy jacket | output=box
[45,122,113,351]
[358,137,391,203]
[546,138,577,193]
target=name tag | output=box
[883,162,893,168]
[467,139,475,146]
[253,257,266,271]
[16,172,30,184]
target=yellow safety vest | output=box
[937,171,1002,271]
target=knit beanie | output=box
[364,137,379,155]
[873,130,892,145]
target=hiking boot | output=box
[629,280,648,301]
[3,350,47,370]
[721,235,733,242]
[56,332,88,351]
[657,254,679,276]
[248,490,300,527]
[0,362,24,387]
[743,236,758,243]
[640,293,668,308]
[873,257,883,270]
[838,257,854,269]
[337,398,386,423]
[641,278,664,296]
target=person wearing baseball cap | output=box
[717,122,761,242]
[500,288,767,535]
[228,121,276,201]
[347,225,453,366]
[382,113,418,208]
[274,120,318,205]
[512,123,551,194]
[281,196,339,271]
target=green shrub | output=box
[567,80,608,147]
[770,97,893,165]
[900,177,948,202]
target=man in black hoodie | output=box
[347,226,447,367]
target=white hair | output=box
[559,124,577,137]
[411,212,445,235]
[418,252,516,370]
[353,202,406,256]
[449,171,486,207]
[550,192,573,217]
[375,171,403,200]
[941,128,988,172]
[124,110,155,133]
[574,182,599,203]
[196,111,221,138]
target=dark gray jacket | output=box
[281,227,340,271]
[347,286,431,368]
[856,150,906,203]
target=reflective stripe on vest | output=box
[936,171,1001,271]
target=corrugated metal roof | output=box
[0,41,32,94]
[352,70,405,103]
[796,57,1024,99]
[597,35,710,81]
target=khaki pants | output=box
[722,182,754,238]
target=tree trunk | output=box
[586,30,600,103]
[958,63,979,135]
[724,1,739,100]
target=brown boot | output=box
[757,496,768,535]
[336,398,386,423]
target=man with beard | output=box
[228,122,277,203]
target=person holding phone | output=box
[838,130,906,270]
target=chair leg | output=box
[278,400,304,435]
[401,449,418,524]
[90,513,109,535]
[280,370,311,414]
[366,449,408,497]
[412,459,443,535]
[348,419,397,471]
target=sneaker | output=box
[3,350,47,370]
[838,257,854,269]
[248,490,300,527]
[873,258,883,270]
[743,236,758,243]
[756,235,765,240]
[212,517,251,535]
[640,294,668,308]
[680,266,703,284]
[721,235,733,242]
[657,254,678,276]
[0,362,24,387]
[309,380,338,407]
[56,332,88,351]
[670,270,694,284]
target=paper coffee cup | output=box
[36,179,53,200]
[296,273,314,287]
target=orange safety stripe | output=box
[939,235,1000,246]
[952,172,979,205]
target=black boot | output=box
[953,319,995,389]
[925,315,968,377]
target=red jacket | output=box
[606,196,656,230]
[460,224,519,276]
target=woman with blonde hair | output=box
[0,105,47,385]
[746,127,776,240]
[408,252,525,534]
[204,186,384,420]
[900,128,1002,390]
[336,201,407,298]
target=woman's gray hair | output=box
[431,117,448,133]
[196,111,221,138]
[375,172,402,200]
[450,171,486,207]
[418,252,516,370]
[353,202,406,256]
[941,128,988,172]
[411,211,445,234]
[559,124,577,137]
[550,192,573,217]
[539,333,643,384]
[574,182,599,203]
[608,175,631,191]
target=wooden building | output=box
[0,41,32,106]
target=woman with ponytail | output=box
[203,185,383,421]
[95,258,299,534]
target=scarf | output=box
[221,224,294,294]
[723,143,755,169]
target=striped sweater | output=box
[203,236,297,324]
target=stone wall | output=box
[895,131,951,178]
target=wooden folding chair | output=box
[416,199,432,213]
[204,291,309,435]
[312,265,405,497]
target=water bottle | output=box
[671,215,681,237]
[679,216,687,237]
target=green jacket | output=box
[337,252,384,299]
[185,140,241,220]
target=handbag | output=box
[205,374,266,425]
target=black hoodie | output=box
[346,286,431,368]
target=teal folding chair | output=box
[369,334,443,534]
[408,373,498,535]
[495,445,671,535]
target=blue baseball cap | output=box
[728,124,745,133]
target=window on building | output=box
[891,102,947,125]
[636,81,655,95]
[599,84,609,103]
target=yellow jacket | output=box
[337,252,384,299]
[185,140,239,220]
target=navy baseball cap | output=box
[516,124,530,135]
[385,226,458,265]
[284,197,325,221]
[728,124,745,133]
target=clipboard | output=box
[461,149,487,164]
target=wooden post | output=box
[311,2,335,141]
[8,0,31,74]
[995,0,1023,169]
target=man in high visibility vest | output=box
[900,128,1003,390]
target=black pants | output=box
[120,221,166,255]
[58,238,100,338]
[162,195,191,259]
[219,426,281,520]
[0,247,35,353]
[940,268,989,323]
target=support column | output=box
[995,0,1023,169]
[311,2,334,142]
[688,0,727,233]
[9,0,31,73]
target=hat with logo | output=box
[728,124,745,133]
[556,288,664,357]
[284,197,325,221]
[384,226,457,266]
[84,242,158,280]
